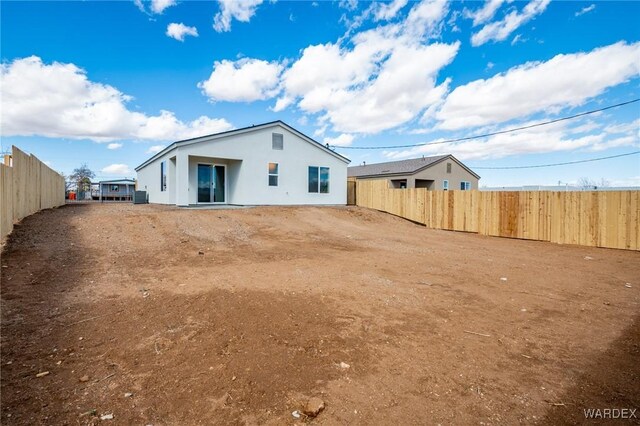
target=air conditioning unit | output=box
[133,191,148,204]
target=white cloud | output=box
[273,0,456,134]
[166,23,199,41]
[383,117,639,161]
[511,34,527,45]
[324,133,355,147]
[604,118,640,136]
[107,143,123,150]
[339,0,358,11]
[136,111,233,140]
[0,56,233,142]
[471,0,550,46]
[465,0,508,26]
[374,0,409,21]
[435,41,640,130]
[135,0,177,15]
[146,144,166,154]
[101,164,133,176]
[198,58,282,102]
[575,4,596,17]
[151,0,177,14]
[213,0,263,32]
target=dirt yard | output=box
[1,203,638,425]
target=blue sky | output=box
[1,0,639,186]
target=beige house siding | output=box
[355,157,479,190]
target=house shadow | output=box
[541,313,640,424]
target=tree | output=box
[578,177,596,190]
[69,164,95,183]
[68,164,95,196]
[578,177,611,190]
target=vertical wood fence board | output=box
[352,180,639,251]
[1,146,65,240]
[1,163,14,239]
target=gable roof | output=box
[348,154,480,179]
[135,120,350,171]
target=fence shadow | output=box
[540,314,640,424]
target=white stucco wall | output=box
[136,123,349,206]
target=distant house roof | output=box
[99,179,136,185]
[135,120,350,171]
[348,154,480,179]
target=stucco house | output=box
[348,155,480,190]
[135,121,350,206]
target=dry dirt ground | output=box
[1,203,639,425]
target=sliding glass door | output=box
[197,164,226,203]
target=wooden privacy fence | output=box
[1,146,66,240]
[354,179,640,251]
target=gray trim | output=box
[135,121,350,171]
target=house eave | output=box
[135,120,350,172]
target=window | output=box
[443,180,449,191]
[268,162,278,186]
[460,181,471,190]
[272,133,283,150]
[111,185,119,192]
[160,160,167,192]
[320,167,330,193]
[308,166,330,193]
[446,162,452,173]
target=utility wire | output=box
[330,98,640,150]
[470,151,640,170]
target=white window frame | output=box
[268,162,278,187]
[443,180,449,191]
[460,181,471,190]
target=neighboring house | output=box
[135,121,350,206]
[92,179,136,201]
[348,155,480,190]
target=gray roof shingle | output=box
[347,155,450,177]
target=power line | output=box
[470,151,640,170]
[330,98,640,150]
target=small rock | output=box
[124,392,133,398]
[584,256,593,260]
[198,250,205,255]
[6,361,12,365]
[36,371,50,378]
[78,337,84,341]
[500,277,508,282]
[79,375,90,382]
[303,397,325,417]
[625,283,632,288]
[231,375,237,381]
[291,410,301,419]
[56,360,62,365]
[339,362,350,369]
[521,308,527,312]
[100,413,114,420]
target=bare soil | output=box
[1,203,639,425]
